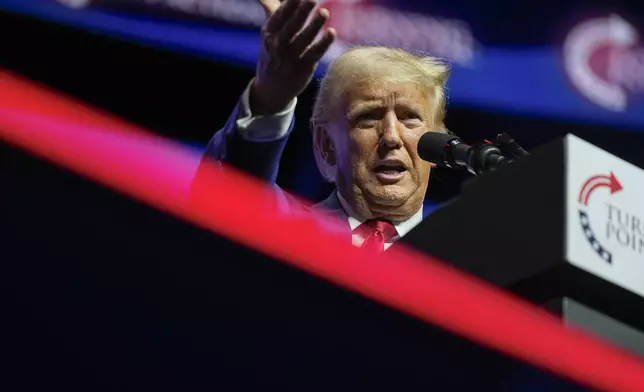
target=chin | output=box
[367,184,413,206]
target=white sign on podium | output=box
[566,134,644,298]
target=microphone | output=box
[417,132,506,175]
[495,132,529,159]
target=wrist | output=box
[250,78,293,116]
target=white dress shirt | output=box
[236,79,296,141]
[235,80,423,249]
[336,192,423,250]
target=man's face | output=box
[329,81,435,221]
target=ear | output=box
[318,126,336,165]
[312,124,337,182]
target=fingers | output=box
[259,0,283,16]
[290,7,330,55]
[263,0,336,66]
[302,28,336,64]
[278,0,316,45]
[264,0,299,34]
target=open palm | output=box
[251,0,336,115]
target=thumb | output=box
[259,0,282,16]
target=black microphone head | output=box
[417,131,461,165]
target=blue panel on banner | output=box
[1,0,643,131]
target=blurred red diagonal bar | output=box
[1,69,644,392]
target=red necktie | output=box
[356,220,398,253]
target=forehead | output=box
[344,82,433,112]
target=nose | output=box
[379,111,403,150]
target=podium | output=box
[403,134,644,356]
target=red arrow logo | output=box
[578,172,623,206]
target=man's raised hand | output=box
[251,0,336,115]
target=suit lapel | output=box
[311,191,351,234]
[315,191,344,214]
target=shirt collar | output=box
[335,192,423,238]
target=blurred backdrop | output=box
[1,0,643,203]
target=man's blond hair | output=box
[311,46,451,182]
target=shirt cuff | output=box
[235,80,297,141]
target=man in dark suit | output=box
[201,0,450,252]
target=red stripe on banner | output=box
[2,69,644,392]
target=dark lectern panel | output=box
[0,144,587,391]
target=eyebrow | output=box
[346,101,426,120]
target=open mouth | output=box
[374,162,407,182]
[375,163,407,175]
